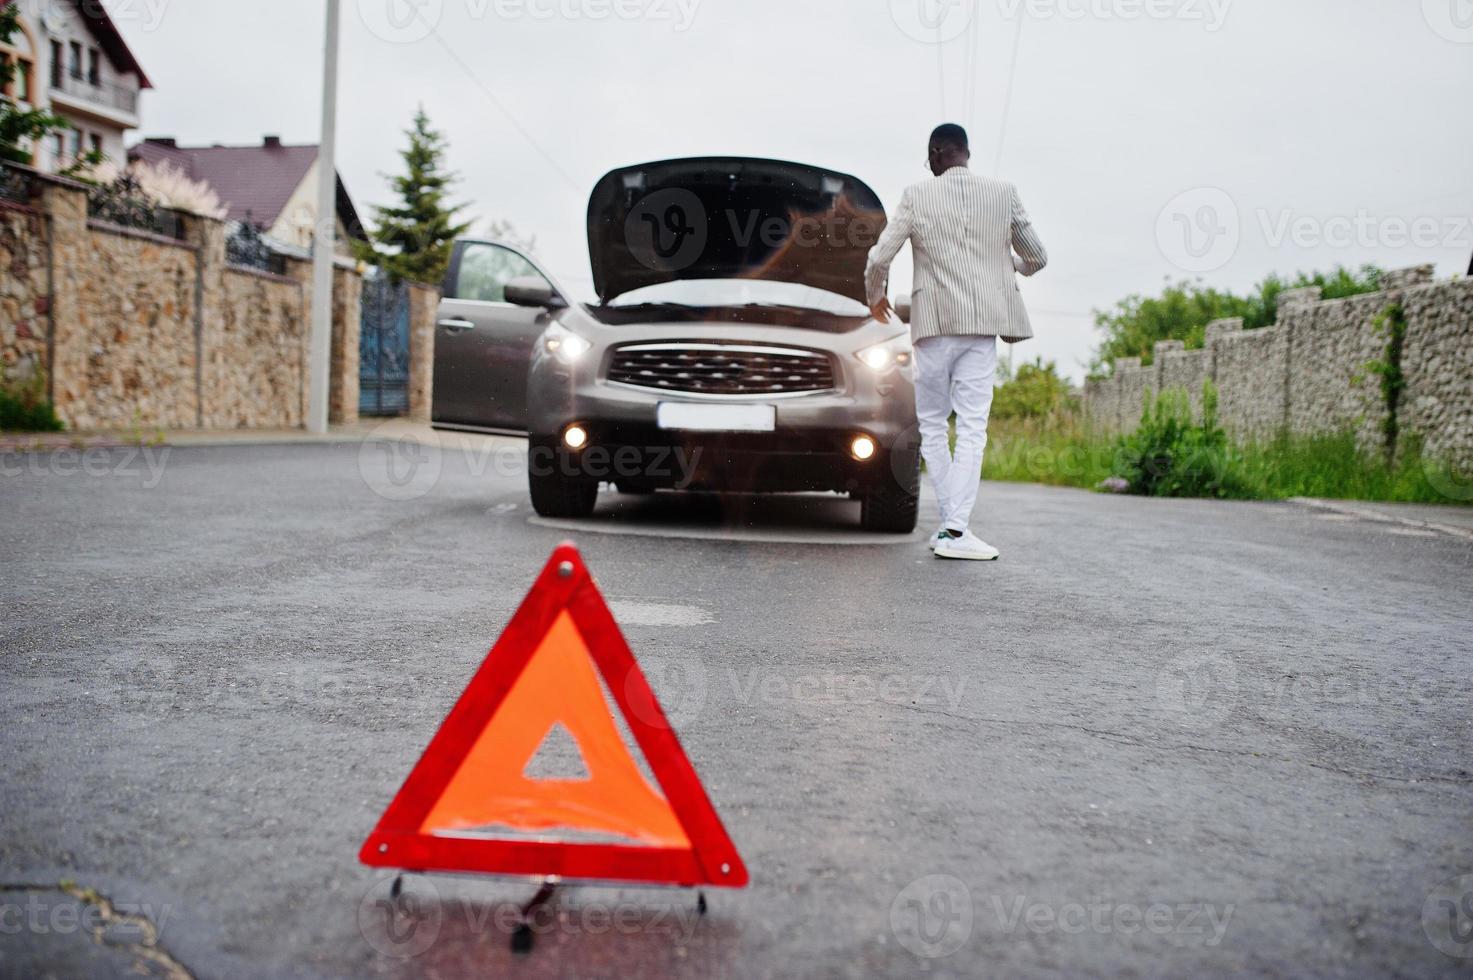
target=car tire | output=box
[528,438,599,518]
[860,450,920,533]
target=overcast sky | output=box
[114,0,1472,380]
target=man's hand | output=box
[870,297,893,323]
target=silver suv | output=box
[431,157,920,532]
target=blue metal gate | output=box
[359,271,411,416]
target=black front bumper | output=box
[529,424,916,494]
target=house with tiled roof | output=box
[2,0,150,171]
[129,136,366,255]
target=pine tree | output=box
[356,107,471,284]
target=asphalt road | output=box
[2,435,1472,979]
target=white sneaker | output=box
[929,528,950,551]
[934,531,1000,561]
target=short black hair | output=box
[929,123,969,152]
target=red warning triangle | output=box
[359,543,748,888]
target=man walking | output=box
[865,123,1048,561]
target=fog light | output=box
[563,425,589,450]
[850,435,877,461]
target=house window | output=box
[67,128,82,161]
[87,48,99,85]
[0,15,37,104]
[90,132,102,155]
[51,132,64,163]
[68,41,81,79]
[50,41,62,87]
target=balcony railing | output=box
[50,70,139,115]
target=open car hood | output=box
[587,157,886,305]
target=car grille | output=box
[607,344,836,396]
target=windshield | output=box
[606,279,869,317]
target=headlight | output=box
[856,334,913,376]
[543,322,592,364]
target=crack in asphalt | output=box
[888,703,1473,786]
[0,881,194,980]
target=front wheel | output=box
[528,438,598,518]
[860,450,920,533]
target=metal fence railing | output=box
[86,173,185,240]
[0,163,36,208]
[225,222,288,275]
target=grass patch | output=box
[0,370,63,432]
[983,384,1467,505]
[983,414,1116,490]
[1234,431,1453,504]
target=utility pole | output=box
[307,0,341,434]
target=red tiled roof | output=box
[128,139,364,238]
[70,0,152,88]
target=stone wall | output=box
[1083,265,1473,464]
[1206,318,1289,440]
[0,202,50,387]
[1281,289,1389,452]
[1400,276,1473,464]
[1156,339,1212,418]
[0,167,442,432]
[68,222,199,430]
[212,268,309,429]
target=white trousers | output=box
[913,334,997,533]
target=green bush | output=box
[1090,265,1384,376]
[992,357,1075,421]
[1112,381,1247,498]
[0,371,64,432]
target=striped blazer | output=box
[865,167,1048,343]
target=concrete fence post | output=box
[330,265,361,427]
[406,284,440,423]
[178,211,225,429]
[36,179,87,428]
[1383,265,1435,293]
[1153,340,1185,394]
[1115,356,1143,431]
[285,257,360,427]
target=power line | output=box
[965,0,982,131]
[1032,308,1098,318]
[413,11,580,191]
[993,12,1026,176]
[935,30,947,120]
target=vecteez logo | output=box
[624,188,709,274]
[995,0,1233,32]
[890,874,974,958]
[890,0,977,43]
[1422,0,1473,42]
[1154,652,1238,729]
[357,0,445,44]
[358,421,444,501]
[1424,875,1473,959]
[357,875,444,958]
[1155,187,1241,274]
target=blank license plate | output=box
[656,402,776,432]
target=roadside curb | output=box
[1288,497,1473,542]
[0,431,346,452]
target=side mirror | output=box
[893,298,912,324]
[505,276,565,309]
